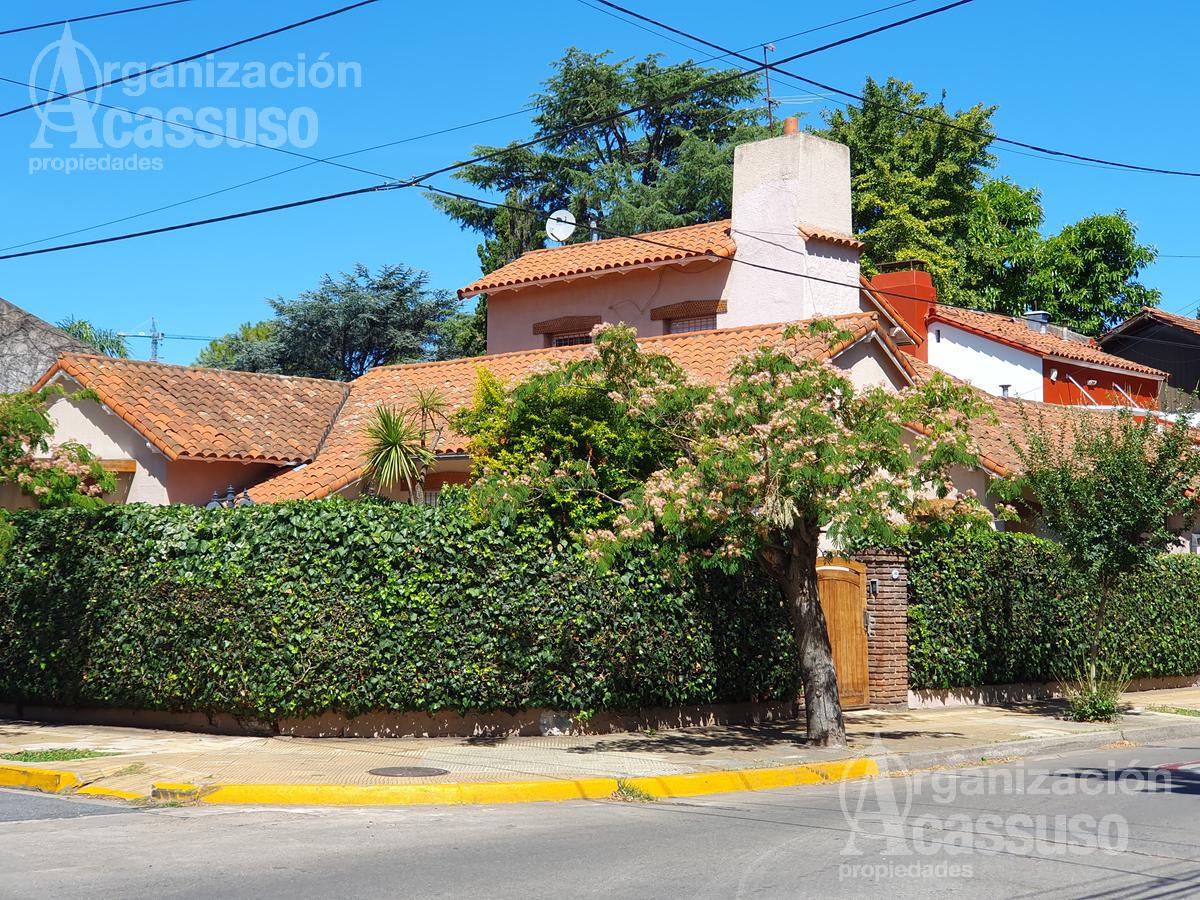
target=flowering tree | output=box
[599,323,987,746]
[464,323,988,746]
[0,388,115,508]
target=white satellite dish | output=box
[545,209,577,243]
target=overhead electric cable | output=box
[0,0,194,37]
[0,0,383,120]
[594,0,1200,178]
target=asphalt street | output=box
[2,738,1199,899]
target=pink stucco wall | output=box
[486,260,733,355]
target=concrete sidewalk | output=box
[3,687,1200,805]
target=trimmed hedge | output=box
[0,497,799,720]
[907,529,1200,690]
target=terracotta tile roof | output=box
[458,220,736,299]
[858,276,921,344]
[35,354,349,465]
[1102,306,1200,341]
[928,306,1166,378]
[799,225,864,251]
[905,355,1170,477]
[249,313,898,502]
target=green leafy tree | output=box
[458,325,701,531]
[195,320,274,369]
[198,264,458,380]
[56,317,128,358]
[463,323,988,746]
[0,387,115,509]
[430,48,768,273]
[998,410,1200,709]
[436,299,487,360]
[817,77,1159,333]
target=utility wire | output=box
[422,181,1200,353]
[0,73,398,182]
[595,0,1200,178]
[0,0,383,120]
[0,107,535,254]
[0,0,194,37]
[3,0,958,254]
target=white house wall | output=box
[926,322,1043,401]
[46,379,171,504]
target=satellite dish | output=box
[545,209,577,243]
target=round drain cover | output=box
[368,766,449,778]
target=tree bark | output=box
[760,535,846,747]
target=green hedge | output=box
[0,497,799,721]
[907,529,1200,690]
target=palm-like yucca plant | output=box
[362,405,435,501]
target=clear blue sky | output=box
[2,0,1197,365]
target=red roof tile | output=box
[35,354,349,465]
[928,306,1166,378]
[1102,306,1200,341]
[249,313,898,502]
[458,220,736,299]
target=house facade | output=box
[460,122,914,355]
[868,263,1165,407]
[1,354,349,509]
[1098,307,1200,408]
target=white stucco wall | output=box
[926,322,1043,401]
[834,336,909,392]
[46,379,171,504]
[723,131,860,327]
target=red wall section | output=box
[1041,360,1160,408]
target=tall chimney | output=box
[722,129,858,326]
[870,261,936,360]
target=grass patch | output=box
[1147,705,1200,717]
[106,763,147,778]
[611,779,656,803]
[0,748,120,762]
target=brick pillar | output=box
[855,550,909,706]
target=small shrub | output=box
[1065,682,1124,723]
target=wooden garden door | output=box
[815,558,870,709]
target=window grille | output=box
[667,315,717,334]
[551,332,593,347]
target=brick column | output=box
[855,550,909,707]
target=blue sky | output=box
[2,0,1197,365]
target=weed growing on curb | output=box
[0,748,119,762]
[611,779,656,802]
[1147,705,1200,717]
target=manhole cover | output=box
[368,766,449,778]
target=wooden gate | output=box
[816,557,870,709]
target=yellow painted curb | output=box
[0,764,79,794]
[202,777,620,806]
[624,758,879,799]
[151,782,202,802]
[197,757,879,807]
[77,785,145,801]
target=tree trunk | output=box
[762,537,847,747]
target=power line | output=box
[0,183,397,262]
[3,1,959,255]
[0,74,398,182]
[0,0,194,37]
[0,107,535,254]
[594,0,1200,178]
[421,182,1200,355]
[0,0,383,120]
[0,1,1042,263]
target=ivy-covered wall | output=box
[906,529,1200,690]
[0,498,800,720]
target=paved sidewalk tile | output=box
[1,688,1195,799]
